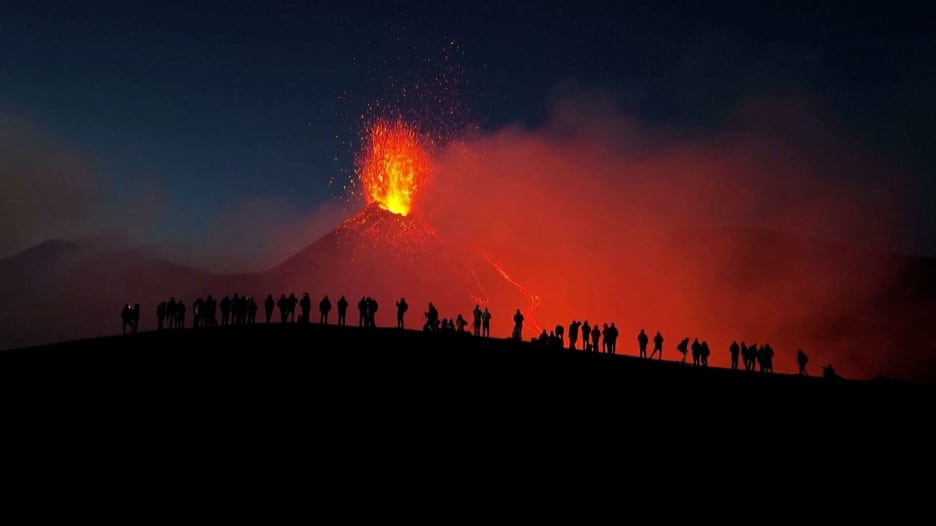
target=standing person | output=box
[649,331,664,359]
[637,329,649,358]
[396,298,408,329]
[797,349,809,376]
[336,296,349,326]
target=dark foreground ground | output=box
[2,324,934,515]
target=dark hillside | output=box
[3,324,931,441]
[2,324,933,514]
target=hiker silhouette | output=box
[568,320,580,350]
[121,303,138,335]
[729,341,741,370]
[264,294,274,323]
[319,295,331,324]
[637,329,649,358]
[396,298,408,329]
[649,331,663,359]
[337,296,348,326]
[512,309,524,340]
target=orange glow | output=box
[409,96,914,380]
[483,256,543,335]
[273,96,918,380]
[357,119,430,217]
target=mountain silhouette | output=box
[0,238,210,347]
[2,212,935,382]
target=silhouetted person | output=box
[336,295,348,326]
[568,320,580,350]
[221,296,231,325]
[606,323,619,354]
[537,329,548,344]
[366,297,378,327]
[300,293,312,323]
[205,295,217,326]
[676,337,689,363]
[591,324,600,352]
[691,338,701,366]
[481,307,491,337]
[761,344,774,373]
[424,302,439,332]
[165,297,175,329]
[231,293,241,325]
[277,294,288,323]
[156,301,167,330]
[797,349,809,376]
[700,341,710,367]
[247,297,257,324]
[729,341,740,370]
[122,304,134,335]
[396,298,408,328]
[264,294,274,323]
[455,314,467,332]
[581,321,591,351]
[287,293,298,322]
[512,309,524,340]
[318,295,331,324]
[742,343,755,371]
[637,329,649,358]
[472,305,482,336]
[823,363,838,379]
[192,298,203,328]
[177,300,185,328]
[555,324,564,346]
[650,331,663,359]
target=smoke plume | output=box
[417,90,922,379]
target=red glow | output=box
[411,94,916,379]
[483,255,542,335]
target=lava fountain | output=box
[356,118,430,217]
[343,117,543,336]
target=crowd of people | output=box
[125,293,840,379]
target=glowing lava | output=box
[356,119,431,216]
[342,114,542,338]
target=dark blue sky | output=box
[2,0,934,259]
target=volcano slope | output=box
[2,323,932,458]
[268,203,541,332]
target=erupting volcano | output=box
[273,118,542,336]
[357,118,430,217]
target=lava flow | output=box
[351,117,543,336]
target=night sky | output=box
[2,0,933,266]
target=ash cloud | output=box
[0,113,105,259]
[420,89,926,380]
